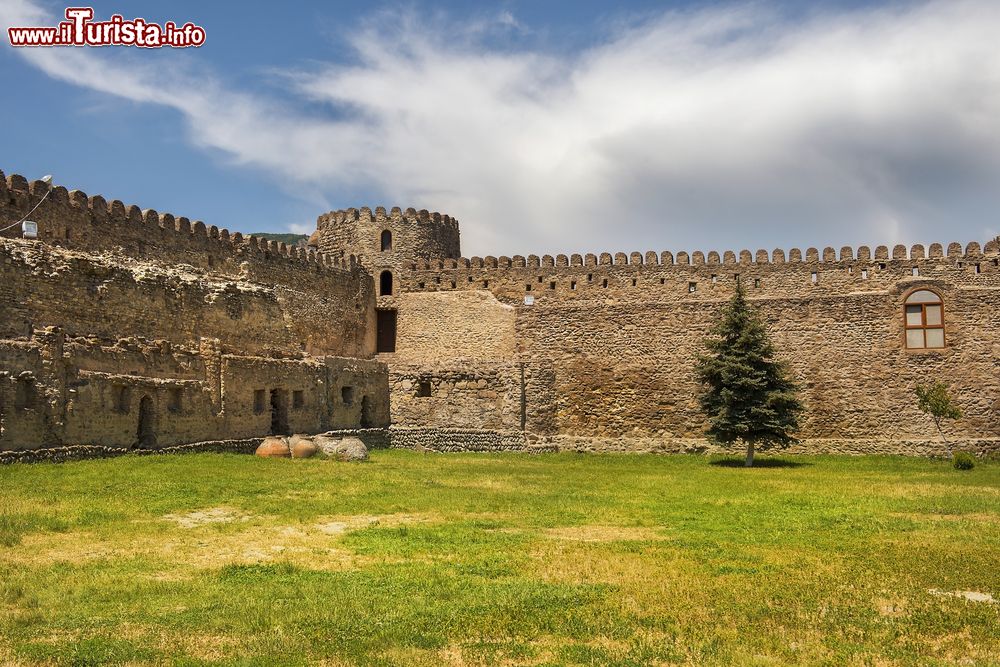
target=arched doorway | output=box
[136,395,156,448]
[379,270,393,296]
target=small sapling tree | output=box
[696,282,803,467]
[914,382,962,458]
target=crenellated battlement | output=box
[406,240,998,272]
[0,169,362,278]
[317,206,460,231]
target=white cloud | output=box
[3,0,1000,255]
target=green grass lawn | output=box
[0,451,997,666]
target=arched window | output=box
[904,289,945,349]
[379,270,393,296]
[380,230,392,252]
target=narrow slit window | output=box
[688,282,697,293]
[811,272,818,284]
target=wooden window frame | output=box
[903,288,945,350]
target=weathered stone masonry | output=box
[3,165,998,458]
[316,205,1000,455]
[1,171,388,454]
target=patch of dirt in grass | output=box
[928,589,996,604]
[163,506,251,528]
[7,513,441,572]
[876,598,909,617]
[542,525,667,542]
[315,512,440,535]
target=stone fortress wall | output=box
[0,171,388,454]
[315,204,1000,455]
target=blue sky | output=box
[1,0,998,256]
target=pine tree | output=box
[695,282,803,467]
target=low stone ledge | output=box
[0,439,261,464]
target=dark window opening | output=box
[269,388,289,435]
[549,281,556,289]
[688,282,697,293]
[253,389,266,414]
[602,279,608,288]
[292,390,304,409]
[450,280,456,289]
[975,263,981,274]
[380,229,392,252]
[136,394,156,449]
[360,395,374,428]
[377,309,397,353]
[113,385,130,414]
[342,386,355,406]
[468,276,473,282]
[631,278,637,286]
[879,262,887,270]
[526,284,532,291]
[538,276,543,282]
[416,380,432,397]
[660,278,665,285]
[435,276,440,284]
[14,377,34,410]
[571,281,577,290]
[587,273,593,282]
[168,387,182,413]
[862,269,869,279]
[418,281,425,289]
[754,278,761,288]
[483,280,489,288]
[379,270,393,296]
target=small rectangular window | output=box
[253,389,265,414]
[711,274,717,284]
[418,281,425,289]
[975,263,981,274]
[416,380,432,397]
[631,278,637,287]
[168,387,182,413]
[435,276,441,284]
[754,278,761,288]
[341,386,354,406]
[526,284,532,292]
[483,280,489,288]
[879,263,887,270]
[570,281,577,290]
[688,282,697,292]
[811,272,818,284]
[602,279,608,288]
[659,278,665,285]
[538,276,543,282]
[911,267,919,276]
[549,281,556,289]
[848,266,853,275]
[292,390,304,409]
[734,274,740,283]
[587,273,593,282]
[861,269,868,280]
[468,276,473,282]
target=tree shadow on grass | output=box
[709,458,812,469]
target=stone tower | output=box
[312,206,461,282]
